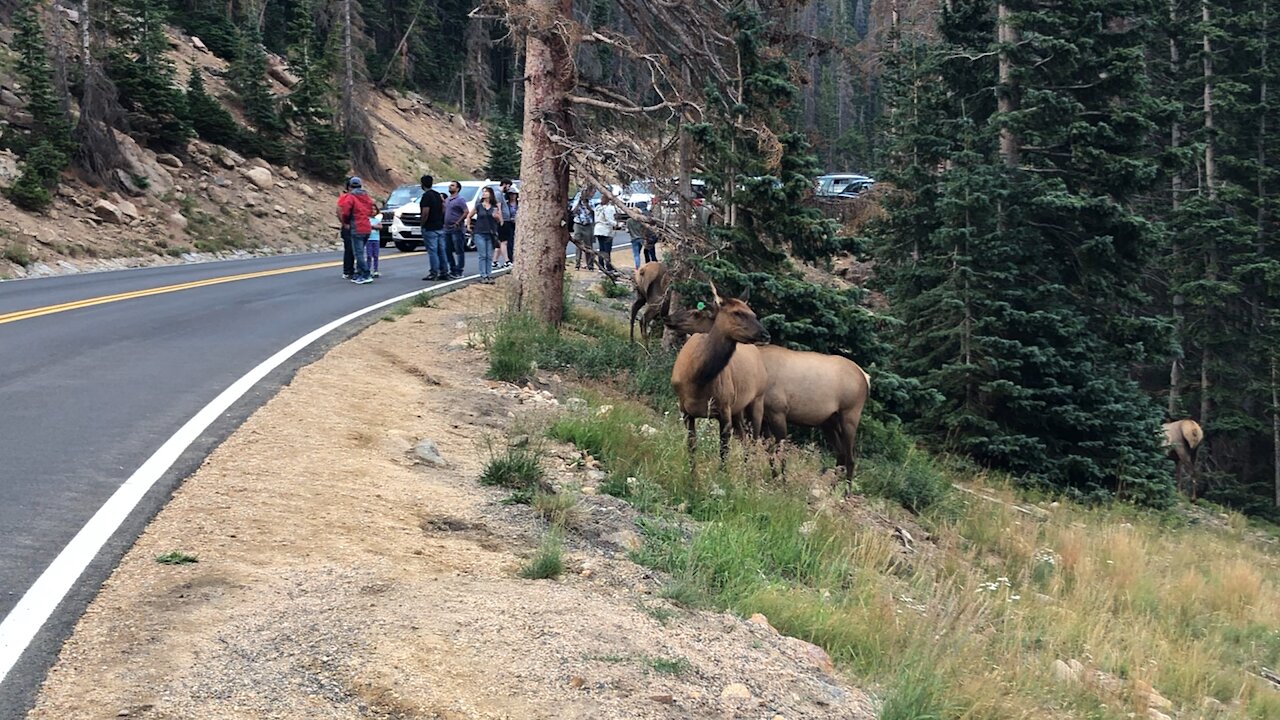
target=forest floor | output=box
[27,253,875,720]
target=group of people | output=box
[570,188,659,273]
[335,175,520,286]
[417,177,518,285]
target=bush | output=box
[479,445,547,504]
[858,450,954,515]
[5,180,53,213]
[2,243,32,266]
[518,531,564,579]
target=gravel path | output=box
[29,276,876,720]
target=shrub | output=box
[858,450,954,516]
[518,531,564,579]
[479,445,547,504]
[3,243,32,266]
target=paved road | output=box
[0,246,524,717]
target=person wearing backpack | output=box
[337,177,354,279]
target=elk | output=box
[1162,418,1204,497]
[667,283,770,472]
[629,261,669,342]
[757,345,870,492]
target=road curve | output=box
[0,247,514,717]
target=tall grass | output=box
[487,304,1280,719]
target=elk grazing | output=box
[630,261,669,342]
[758,345,870,492]
[1162,418,1204,497]
[667,283,770,471]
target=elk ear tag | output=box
[696,302,706,311]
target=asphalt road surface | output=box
[0,246,533,717]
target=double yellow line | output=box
[0,253,415,327]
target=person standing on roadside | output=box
[570,185,594,270]
[418,175,447,281]
[442,180,470,278]
[469,186,502,284]
[593,196,619,273]
[337,177,354,279]
[337,177,377,284]
[502,188,518,267]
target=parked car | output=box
[377,184,424,248]
[389,179,515,252]
[816,173,874,197]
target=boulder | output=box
[413,439,448,468]
[280,166,299,180]
[248,156,272,171]
[0,29,14,45]
[219,149,245,169]
[396,97,414,112]
[0,89,21,109]
[0,150,19,184]
[156,154,183,169]
[298,184,316,199]
[9,110,34,128]
[1051,659,1079,684]
[116,199,140,221]
[265,54,300,88]
[273,205,287,215]
[111,129,174,197]
[58,6,79,23]
[719,684,752,701]
[112,169,146,197]
[451,114,467,129]
[244,166,273,190]
[167,213,188,232]
[191,36,209,53]
[93,199,125,224]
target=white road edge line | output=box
[0,273,483,685]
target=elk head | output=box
[666,282,770,345]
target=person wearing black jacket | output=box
[418,175,447,281]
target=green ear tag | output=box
[696,302,706,310]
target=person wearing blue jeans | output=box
[423,229,445,278]
[470,186,503,284]
[418,175,448,281]
[445,228,466,276]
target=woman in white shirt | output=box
[592,198,619,272]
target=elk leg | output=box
[718,415,732,462]
[1173,445,1192,496]
[841,408,865,496]
[629,295,647,342]
[685,413,697,477]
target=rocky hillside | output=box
[0,22,488,280]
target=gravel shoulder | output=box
[28,270,875,720]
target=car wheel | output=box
[394,240,419,253]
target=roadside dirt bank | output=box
[27,265,875,720]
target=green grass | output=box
[646,656,691,675]
[600,278,632,298]
[519,531,564,579]
[3,243,31,267]
[385,291,433,320]
[479,444,547,504]
[155,550,199,565]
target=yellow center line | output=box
[0,253,417,326]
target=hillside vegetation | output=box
[486,299,1280,720]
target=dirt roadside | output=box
[26,264,875,720]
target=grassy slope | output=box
[486,302,1280,720]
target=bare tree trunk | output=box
[1169,0,1184,418]
[1198,0,1216,490]
[340,0,385,181]
[465,15,495,118]
[73,0,125,187]
[378,1,423,87]
[997,3,1019,168]
[511,0,573,324]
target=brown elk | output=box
[629,261,669,342]
[758,346,870,491]
[667,308,871,490]
[667,283,770,471]
[1162,418,1204,497]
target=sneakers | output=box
[422,274,439,281]
[504,261,512,268]
[450,272,463,279]
[342,273,352,279]
[356,276,373,285]
[372,271,380,278]
[491,261,499,269]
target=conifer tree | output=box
[4,0,74,211]
[106,0,192,152]
[230,22,289,163]
[286,0,346,177]
[186,66,244,147]
[872,0,1172,504]
[483,114,521,180]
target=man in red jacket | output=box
[337,177,378,284]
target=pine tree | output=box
[186,66,244,147]
[483,114,521,180]
[106,0,192,152]
[286,0,346,178]
[230,22,289,163]
[872,0,1173,504]
[4,0,74,211]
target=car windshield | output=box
[626,181,651,194]
[386,186,422,206]
[431,184,482,202]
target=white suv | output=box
[389,180,515,252]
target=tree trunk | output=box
[511,0,573,325]
[339,0,384,180]
[996,3,1020,168]
[1273,357,1280,507]
[1169,0,1184,418]
[1199,0,1215,484]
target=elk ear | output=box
[708,280,723,306]
[739,285,751,302]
